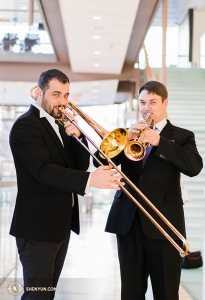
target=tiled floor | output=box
[0,185,200,300]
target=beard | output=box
[41,96,64,119]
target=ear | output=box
[164,98,168,107]
[35,87,43,100]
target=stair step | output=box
[165,67,205,257]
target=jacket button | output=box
[140,176,144,180]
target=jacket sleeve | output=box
[93,148,123,168]
[155,131,203,177]
[9,118,90,195]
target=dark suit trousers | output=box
[116,212,182,300]
[16,234,70,300]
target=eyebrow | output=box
[52,91,70,96]
[139,98,157,101]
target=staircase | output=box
[166,67,205,254]
[165,68,205,300]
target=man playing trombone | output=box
[94,80,203,300]
[9,68,123,300]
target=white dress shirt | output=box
[155,118,167,134]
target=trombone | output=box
[30,86,189,257]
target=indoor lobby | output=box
[0,0,205,300]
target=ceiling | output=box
[1,0,204,106]
[0,0,160,106]
[59,0,140,74]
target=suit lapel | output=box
[159,120,175,140]
[142,120,174,170]
[29,105,70,166]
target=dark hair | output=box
[139,80,168,102]
[38,69,70,94]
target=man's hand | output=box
[90,165,124,190]
[142,128,160,146]
[128,120,147,140]
[128,120,160,146]
[63,109,81,138]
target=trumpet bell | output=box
[124,140,146,161]
[99,128,129,159]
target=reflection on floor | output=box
[0,186,202,300]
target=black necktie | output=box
[55,120,66,144]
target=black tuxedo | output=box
[94,120,203,299]
[9,105,90,242]
[9,105,91,299]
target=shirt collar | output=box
[155,118,167,132]
[32,102,55,123]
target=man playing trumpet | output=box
[94,80,203,300]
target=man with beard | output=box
[9,69,123,300]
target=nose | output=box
[144,103,150,111]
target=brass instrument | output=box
[30,85,128,159]
[30,85,189,257]
[124,113,155,161]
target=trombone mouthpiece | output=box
[58,106,64,112]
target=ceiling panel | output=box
[58,0,140,74]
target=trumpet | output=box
[124,113,155,161]
[30,85,189,257]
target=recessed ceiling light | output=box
[21,6,27,10]
[93,16,101,20]
[93,63,100,67]
[134,63,139,69]
[92,89,98,93]
[93,51,100,55]
[92,81,99,86]
[93,36,101,39]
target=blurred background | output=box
[0,0,205,299]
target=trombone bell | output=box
[100,128,129,159]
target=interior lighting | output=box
[93,36,101,39]
[134,63,139,69]
[93,51,100,55]
[92,89,98,93]
[92,81,99,85]
[21,6,28,10]
[93,16,101,20]
[93,63,100,67]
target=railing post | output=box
[161,0,168,85]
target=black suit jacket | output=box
[9,105,90,243]
[94,121,203,240]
